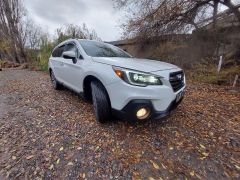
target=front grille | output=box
[169,71,185,92]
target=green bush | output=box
[38,39,54,71]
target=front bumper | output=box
[112,97,183,121]
[106,80,185,112]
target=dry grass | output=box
[186,63,240,86]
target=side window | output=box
[52,48,58,57]
[52,45,65,57]
[64,43,79,58]
[57,45,65,57]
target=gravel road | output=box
[0,69,239,179]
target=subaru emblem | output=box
[177,74,182,79]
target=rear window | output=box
[52,45,65,57]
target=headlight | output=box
[113,66,163,86]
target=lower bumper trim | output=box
[112,98,183,121]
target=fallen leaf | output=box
[49,164,54,170]
[26,155,34,160]
[150,160,160,169]
[95,146,100,151]
[235,165,240,170]
[67,162,73,166]
[199,156,207,160]
[190,171,195,176]
[148,177,155,180]
[199,144,205,149]
[59,147,64,151]
[201,152,209,157]
[82,173,86,178]
[56,158,60,164]
[12,156,16,160]
[161,163,167,169]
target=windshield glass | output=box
[79,40,131,58]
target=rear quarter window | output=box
[52,45,65,57]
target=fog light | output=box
[136,108,150,120]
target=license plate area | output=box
[176,90,184,102]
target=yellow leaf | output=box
[49,164,54,170]
[199,156,207,160]
[161,163,167,169]
[26,155,34,160]
[190,171,195,176]
[56,158,60,164]
[150,160,160,169]
[67,162,73,166]
[59,147,64,151]
[202,152,209,157]
[12,156,16,160]
[199,144,205,149]
[82,173,86,178]
[96,146,100,151]
[235,165,240,170]
[148,177,155,180]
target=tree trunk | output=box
[213,0,219,29]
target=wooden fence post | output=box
[233,75,239,87]
[217,55,223,73]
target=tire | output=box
[91,81,111,123]
[50,71,62,90]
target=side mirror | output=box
[63,51,77,63]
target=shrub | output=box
[38,45,53,71]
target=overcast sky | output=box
[24,0,239,41]
[24,0,124,41]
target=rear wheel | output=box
[50,71,62,90]
[91,81,111,123]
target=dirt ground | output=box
[0,69,239,179]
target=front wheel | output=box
[91,81,111,123]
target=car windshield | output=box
[79,40,131,58]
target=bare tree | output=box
[25,19,42,50]
[115,0,240,38]
[55,24,101,44]
[0,0,27,63]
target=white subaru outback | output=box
[49,39,185,123]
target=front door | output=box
[61,43,84,92]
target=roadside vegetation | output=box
[0,1,101,71]
[187,64,240,85]
[33,24,101,71]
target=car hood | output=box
[92,57,178,72]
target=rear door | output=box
[50,45,65,82]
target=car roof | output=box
[57,38,103,47]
